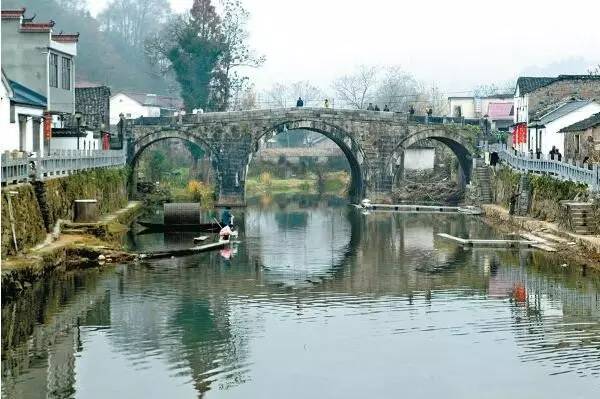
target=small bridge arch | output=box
[387,126,476,188]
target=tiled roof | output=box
[51,33,79,43]
[560,112,600,133]
[8,80,47,108]
[1,8,26,19]
[482,93,513,99]
[516,77,556,95]
[487,102,513,119]
[118,92,183,110]
[536,100,594,124]
[64,87,111,131]
[75,80,104,88]
[20,21,55,32]
[517,75,600,95]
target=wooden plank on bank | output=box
[437,233,538,248]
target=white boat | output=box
[457,206,483,215]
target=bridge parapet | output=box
[131,107,486,128]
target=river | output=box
[2,194,600,398]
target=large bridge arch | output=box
[251,118,370,203]
[387,127,475,188]
[129,128,223,197]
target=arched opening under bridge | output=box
[247,119,369,203]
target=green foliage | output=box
[529,174,588,201]
[43,168,128,229]
[147,0,263,110]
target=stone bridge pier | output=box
[127,108,480,206]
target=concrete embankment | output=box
[470,164,600,268]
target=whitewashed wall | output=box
[109,93,147,124]
[50,130,98,151]
[404,148,435,170]
[542,103,600,155]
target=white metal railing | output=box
[488,143,600,191]
[1,149,126,185]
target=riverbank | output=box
[246,171,349,195]
[481,204,600,270]
[1,201,143,302]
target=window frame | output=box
[61,57,71,90]
[49,53,58,88]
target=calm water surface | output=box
[2,195,600,398]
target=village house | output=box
[51,86,112,151]
[512,75,600,152]
[525,100,600,157]
[560,112,600,164]
[0,69,47,156]
[447,94,513,131]
[109,92,183,125]
[1,7,79,152]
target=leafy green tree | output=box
[146,0,263,111]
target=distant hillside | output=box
[2,0,176,95]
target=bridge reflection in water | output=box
[2,196,600,398]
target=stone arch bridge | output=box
[126,108,481,205]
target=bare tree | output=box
[99,0,172,48]
[332,65,379,109]
[374,66,420,112]
[262,82,289,108]
[261,81,325,108]
[588,64,600,76]
[289,81,324,106]
[472,80,515,97]
[230,84,257,110]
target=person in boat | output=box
[219,224,232,241]
[220,207,233,227]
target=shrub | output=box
[187,180,214,205]
[258,172,272,187]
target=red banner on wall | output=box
[512,123,527,145]
[43,112,52,139]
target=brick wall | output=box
[529,79,600,115]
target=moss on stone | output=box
[1,185,46,257]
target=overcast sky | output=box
[88,0,600,95]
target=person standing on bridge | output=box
[367,103,374,111]
[374,104,380,111]
[296,97,304,107]
[324,99,330,108]
[383,104,390,112]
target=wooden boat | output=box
[139,241,230,260]
[137,221,221,232]
[193,236,209,243]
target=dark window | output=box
[61,57,71,90]
[49,54,58,88]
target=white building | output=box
[527,100,600,156]
[1,70,47,156]
[448,95,513,119]
[109,92,183,125]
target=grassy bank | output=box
[246,171,350,195]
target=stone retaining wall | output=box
[1,168,128,257]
